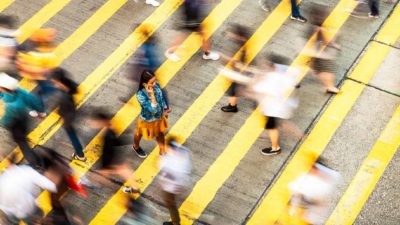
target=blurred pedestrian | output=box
[165,0,219,62]
[17,28,59,117]
[159,136,192,225]
[307,5,341,94]
[0,161,57,225]
[220,24,251,113]
[0,73,45,167]
[133,70,169,158]
[220,54,302,155]
[0,15,18,77]
[81,110,140,194]
[287,158,341,225]
[50,69,86,161]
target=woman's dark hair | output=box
[138,70,155,91]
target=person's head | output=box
[264,53,290,69]
[30,28,57,51]
[226,24,251,43]
[88,110,112,129]
[0,72,18,93]
[0,15,16,30]
[50,69,76,93]
[138,70,156,91]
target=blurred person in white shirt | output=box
[0,162,57,225]
[220,54,303,156]
[287,158,341,225]
[159,136,192,225]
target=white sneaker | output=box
[165,51,181,62]
[203,51,220,61]
[146,0,160,7]
[29,110,39,118]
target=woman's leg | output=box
[156,133,166,155]
[133,131,142,149]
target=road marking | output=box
[177,0,358,224]
[0,0,184,172]
[246,4,400,225]
[18,0,128,91]
[16,0,71,43]
[0,0,15,12]
[325,106,400,225]
[32,0,242,219]
[88,0,307,223]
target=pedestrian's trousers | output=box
[290,0,301,17]
[163,191,180,225]
[10,118,41,167]
[64,125,85,157]
[369,0,379,16]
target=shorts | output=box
[265,117,279,129]
[227,82,239,97]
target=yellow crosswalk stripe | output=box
[16,0,71,43]
[33,0,241,219]
[0,0,184,172]
[18,0,128,91]
[246,4,400,225]
[177,0,357,223]
[326,105,400,225]
[0,0,15,12]
[88,0,299,223]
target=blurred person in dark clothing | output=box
[0,73,45,167]
[165,0,219,62]
[219,24,251,113]
[80,110,140,194]
[50,69,86,162]
[306,4,341,94]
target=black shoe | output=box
[163,222,175,225]
[133,146,148,158]
[221,104,238,113]
[290,15,307,23]
[261,147,281,156]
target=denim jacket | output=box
[137,83,167,122]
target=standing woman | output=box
[133,70,169,158]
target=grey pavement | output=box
[0,0,399,225]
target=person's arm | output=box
[136,90,159,114]
[30,168,57,193]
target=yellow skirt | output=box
[135,116,169,140]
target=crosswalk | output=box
[0,0,399,224]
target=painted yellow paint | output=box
[326,106,400,225]
[246,4,400,225]
[0,0,15,12]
